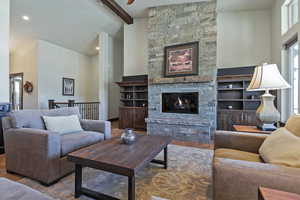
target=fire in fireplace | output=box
[162,92,199,114]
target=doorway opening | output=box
[10,73,24,110]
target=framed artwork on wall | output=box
[164,41,199,77]
[62,78,75,96]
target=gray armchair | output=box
[2,107,111,185]
[213,130,300,200]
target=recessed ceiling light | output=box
[96,46,100,51]
[22,15,30,21]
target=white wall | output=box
[0,0,10,102]
[217,10,272,68]
[124,18,148,76]
[10,41,39,109]
[109,38,123,119]
[90,54,100,102]
[37,40,94,109]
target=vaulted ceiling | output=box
[10,0,275,56]
[10,0,123,56]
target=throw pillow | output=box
[285,114,300,137]
[259,127,300,167]
[42,115,83,135]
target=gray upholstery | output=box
[8,107,81,129]
[0,178,54,200]
[60,131,104,156]
[80,119,111,139]
[2,107,111,185]
[213,130,300,200]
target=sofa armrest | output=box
[4,128,61,160]
[214,130,268,153]
[213,157,300,200]
[4,128,61,183]
[80,119,111,140]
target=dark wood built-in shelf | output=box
[117,75,148,130]
[217,67,277,131]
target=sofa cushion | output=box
[60,131,104,156]
[43,115,83,134]
[215,148,263,163]
[285,114,300,137]
[259,127,300,167]
[9,107,81,129]
[0,178,54,200]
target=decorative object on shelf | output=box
[164,42,199,77]
[127,0,135,5]
[227,84,233,89]
[24,81,34,93]
[247,63,291,131]
[121,128,136,145]
[62,78,75,96]
[228,106,233,110]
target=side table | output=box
[233,125,272,134]
[259,187,300,200]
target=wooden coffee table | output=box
[67,135,172,200]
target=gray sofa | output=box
[2,107,111,185]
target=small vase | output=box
[121,128,136,145]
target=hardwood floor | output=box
[0,121,213,181]
[0,154,22,181]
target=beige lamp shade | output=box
[247,63,291,91]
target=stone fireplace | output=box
[146,1,217,143]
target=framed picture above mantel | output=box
[164,41,199,77]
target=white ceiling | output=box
[10,0,275,56]
[115,0,210,18]
[217,0,275,12]
[10,0,123,56]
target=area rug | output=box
[18,145,213,200]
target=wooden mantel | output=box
[100,0,133,24]
[149,75,214,85]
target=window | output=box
[288,41,299,114]
[282,0,299,34]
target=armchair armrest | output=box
[80,120,111,139]
[4,128,61,184]
[213,157,300,200]
[214,130,268,153]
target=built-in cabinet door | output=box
[217,110,258,131]
[241,111,258,126]
[119,107,134,129]
[217,111,233,130]
[134,107,147,130]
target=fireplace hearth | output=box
[162,92,198,114]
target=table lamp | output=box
[247,63,291,131]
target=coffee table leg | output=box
[164,146,168,169]
[128,175,135,200]
[75,164,82,198]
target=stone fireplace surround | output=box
[146,80,216,143]
[146,1,217,143]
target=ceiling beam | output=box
[101,0,133,25]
